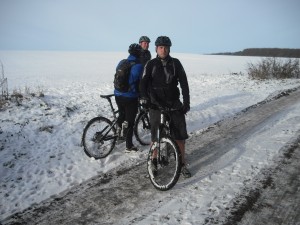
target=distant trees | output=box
[211,48,300,79]
[211,48,300,58]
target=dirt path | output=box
[2,88,300,225]
[233,140,300,225]
[203,134,300,225]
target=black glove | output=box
[139,98,149,108]
[181,103,190,114]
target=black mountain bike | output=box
[147,106,182,191]
[82,94,151,159]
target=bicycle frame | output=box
[97,120,118,141]
[100,94,119,120]
[98,94,119,140]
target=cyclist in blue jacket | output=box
[114,43,143,153]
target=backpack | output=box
[114,59,136,92]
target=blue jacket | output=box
[114,55,143,98]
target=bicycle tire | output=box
[134,110,151,146]
[82,117,117,159]
[147,136,182,191]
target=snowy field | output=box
[0,51,300,223]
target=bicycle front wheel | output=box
[82,117,117,159]
[147,137,182,191]
[134,110,151,146]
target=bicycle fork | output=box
[153,113,168,164]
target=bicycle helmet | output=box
[139,36,151,43]
[128,43,142,56]
[155,36,172,47]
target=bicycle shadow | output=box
[177,136,247,189]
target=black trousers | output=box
[115,96,138,148]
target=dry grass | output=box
[247,57,300,79]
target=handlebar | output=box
[148,103,181,113]
[100,94,182,113]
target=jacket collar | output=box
[156,54,171,62]
[128,54,139,62]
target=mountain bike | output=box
[147,105,182,191]
[82,94,151,159]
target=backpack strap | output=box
[151,57,176,84]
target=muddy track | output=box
[203,135,300,225]
[2,87,300,225]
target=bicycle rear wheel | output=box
[134,110,151,145]
[82,117,117,159]
[147,137,182,191]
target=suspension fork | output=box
[156,112,166,162]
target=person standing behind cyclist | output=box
[139,36,152,66]
[139,36,191,178]
[114,43,143,153]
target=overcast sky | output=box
[0,0,299,54]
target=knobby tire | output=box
[82,117,117,159]
[147,136,182,191]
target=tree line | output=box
[210,48,300,58]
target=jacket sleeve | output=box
[176,59,190,105]
[139,61,151,99]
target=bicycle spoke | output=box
[82,117,117,159]
[147,137,181,191]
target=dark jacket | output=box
[114,55,143,98]
[140,49,151,66]
[140,55,190,107]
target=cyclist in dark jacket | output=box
[139,36,152,66]
[139,36,191,178]
[114,43,143,153]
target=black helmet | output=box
[139,36,151,43]
[128,43,142,56]
[155,36,172,47]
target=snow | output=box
[1,51,300,223]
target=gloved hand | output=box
[181,103,190,114]
[139,98,149,108]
